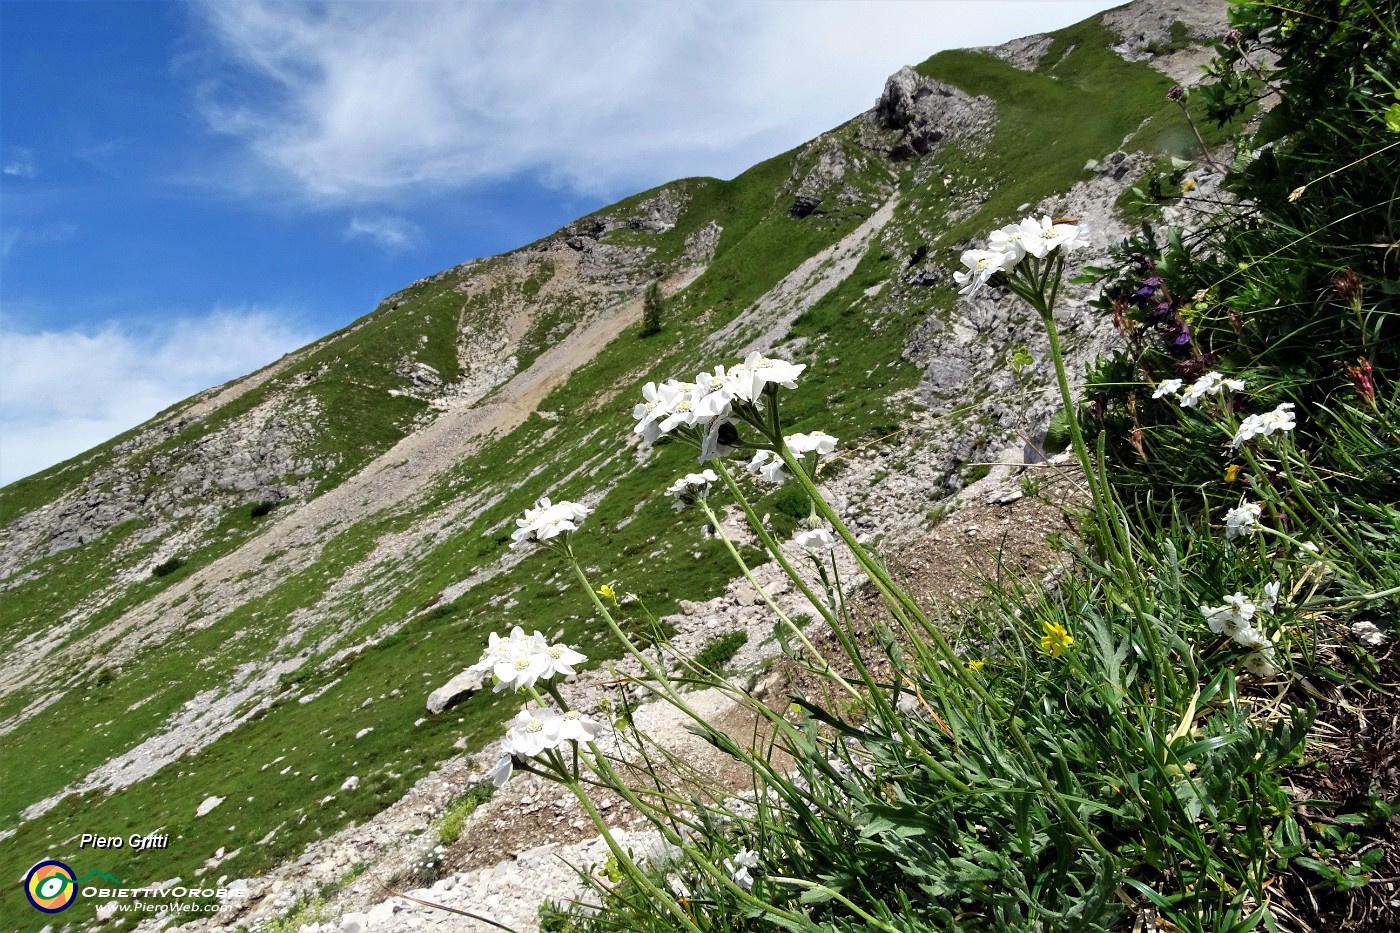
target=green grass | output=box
[437,782,495,846]
[694,631,749,672]
[915,21,1176,242]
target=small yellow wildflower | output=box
[1182,178,1197,194]
[1223,464,1241,483]
[1040,621,1074,658]
[596,581,619,607]
[966,659,986,672]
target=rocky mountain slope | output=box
[0,2,1233,929]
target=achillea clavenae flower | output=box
[1178,371,1246,408]
[793,526,837,553]
[468,626,588,693]
[725,848,760,891]
[1151,378,1184,399]
[954,215,1088,296]
[665,469,719,511]
[511,497,592,548]
[1223,501,1262,540]
[1231,402,1296,446]
[632,353,806,461]
[1201,593,1271,650]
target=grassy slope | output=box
[0,15,1185,929]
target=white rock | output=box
[340,775,360,791]
[96,901,120,921]
[195,795,225,817]
[355,728,374,739]
[426,669,484,715]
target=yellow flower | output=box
[1040,621,1073,658]
[1223,464,1241,483]
[596,582,619,607]
[1182,178,1197,193]
[966,659,986,672]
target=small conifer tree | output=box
[640,281,663,337]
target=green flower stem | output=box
[1005,259,1099,513]
[564,553,809,817]
[560,775,704,933]
[821,549,975,789]
[774,443,985,702]
[696,498,861,701]
[768,877,904,933]
[1008,261,1177,707]
[577,745,694,839]
[775,444,1112,857]
[711,461,971,790]
[713,457,910,723]
[566,551,699,718]
[713,462,842,632]
[825,546,970,731]
[539,682,570,714]
[1272,448,1381,579]
[720,450,958,733]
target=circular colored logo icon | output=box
[25,859,77,913]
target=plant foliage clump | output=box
[641,281,665,338]
[445,5,1400,933]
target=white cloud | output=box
[189,0,1120,204]
[0,222,78,262]
[2,148,37,178]
[0,309,315,485]
[346,214,423,250]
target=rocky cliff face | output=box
[0,2,1235,930]
[874,66,996,160]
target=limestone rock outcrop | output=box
[874,66,994,160]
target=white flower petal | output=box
[793,527,837,553]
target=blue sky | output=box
[0,0,1119,485]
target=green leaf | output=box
[1384,103,1400,133]
[1044,406,1074,453]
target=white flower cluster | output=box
[747,450,786,482]
[488,706,603,788]
[1223,501,1262,540]
[1151,378,1184,399]
[954,215,1088,296]
[511,497,592,549]
[725,847,760,891]
[665,469,719,511]
[633,353,806,459]
[468,625,588,693]
[1263,580,1282,613]
[746,431,839,483]
[1200,589,1281,677]
[1231,402,1296,447]
[1153,371,1246,408]
[1241,648,1280,678]
[793,526,837,553]
[788,431,838,457]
